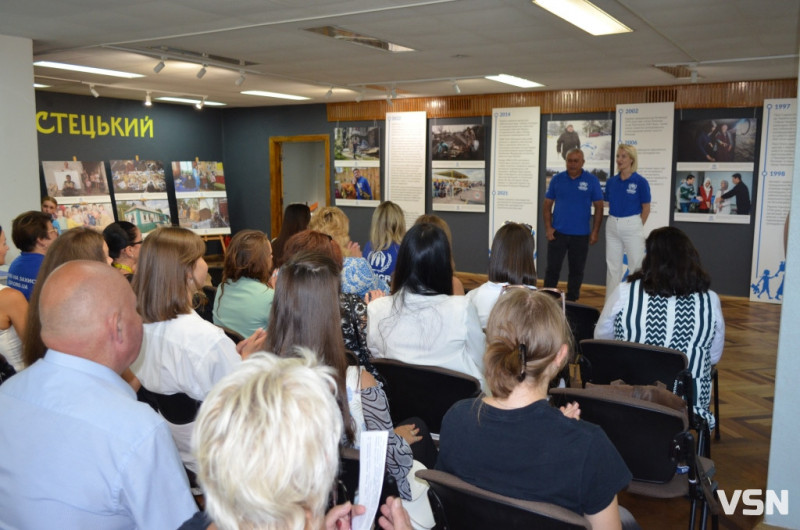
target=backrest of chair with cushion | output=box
[416,469,591,530]
[579,339,688,389]
[564,302,600,354]
[370,359,481,433]
[550,387,688,484]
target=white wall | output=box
[0,34,39,263]
[764,52,800,528]
[282,141,327,208]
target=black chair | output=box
[416,469,590,529]
[195,285,217,323]
[370,359,481,434]
[550,387,719,530]
[578,339,711,456]
[564,302,600,355]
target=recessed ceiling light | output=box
[485,74,544,88]
[155,96,226,107]
[33,61,144,78]
[532,0,632,36]
[241,90,310,101]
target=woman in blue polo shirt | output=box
[604,144,651,299]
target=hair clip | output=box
[518,343,528,382]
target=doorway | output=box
[269,135,330,238]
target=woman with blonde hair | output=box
[604,144,651,297]
[131,226,266,473]
[23,227,111,367]
[364,201,406,286]
[414,214,464,295]
[213,229,274,338]
[437,289,636,529]
[309,206,388,297]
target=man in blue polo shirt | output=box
[7,211,57,300]
[542,149,604,301]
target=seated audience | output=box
[310,206,389,297]
[595,226,725,429]
[437,288,635,529]
[466,222,537,329]
[23,227,111,367]
[281,230,382,374]
[103,221,142,281]
[0,261,196,528]
[0,225,27,372]
[182,349,414,530]
[7,210,57,300]
[267,251,435,529]
[367,223,485,387]
[213,229,274,337]
[131,226,266,473]
[271,202,311,270]
[414,214,465,295]
[364,201,406,286]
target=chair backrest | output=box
[564,302,600,354]
[370,358,481,433]
[550,387,688,484]
[416,469,591,530]
[579,339,688,389]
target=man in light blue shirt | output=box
[0,261,196,529]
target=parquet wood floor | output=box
[456,273,782,529]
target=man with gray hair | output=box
[0,261,196,528]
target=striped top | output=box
[595,280,725,429]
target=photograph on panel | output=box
[109,160,166,194]
[431,168,486,212]
[676,118,758,163]
[430,124,486,161]
[334,166,380,201]
[42,160,108,198]
[335,127,381,161]
[116,199,172,235]
[171,161,226,192]
[544,119,613,191]
[673,170,753,224]
[53,202,115,232]
[177,197,231,234]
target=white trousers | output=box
[605,215,645,299]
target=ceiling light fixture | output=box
[390,86,397,99]
[452,80,461,94]
[145,91,152,107]
[33,83,51,88]
[33,61,144,79]
[153,58,166,74]
[89,84,99,98]
[195,97,206,110]
[155,96,226,107]
[240,90,310,101]
[532,0,632,36]
[386,95,393,107]
[235,71,246,86]
[196,65,207,79]
[355,90,364,103]
[485,74,544,88]
[325,87,334,100]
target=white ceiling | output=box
[2,0,799,108]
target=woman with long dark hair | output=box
[367,223,485,386]
[271,203,311,270]
[595,226,725,429]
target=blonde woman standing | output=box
[604,144,651,298]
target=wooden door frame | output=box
[269,134,330,239]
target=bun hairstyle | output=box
[483,289,573,398]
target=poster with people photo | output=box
[41,161,114,232]
[334,127,381,207]
[675,117,758,224]
[171,161,231,234]
[431,124,485,163]
[544,120,613,195]
[673,170,753,224]
[431,168,486,212]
